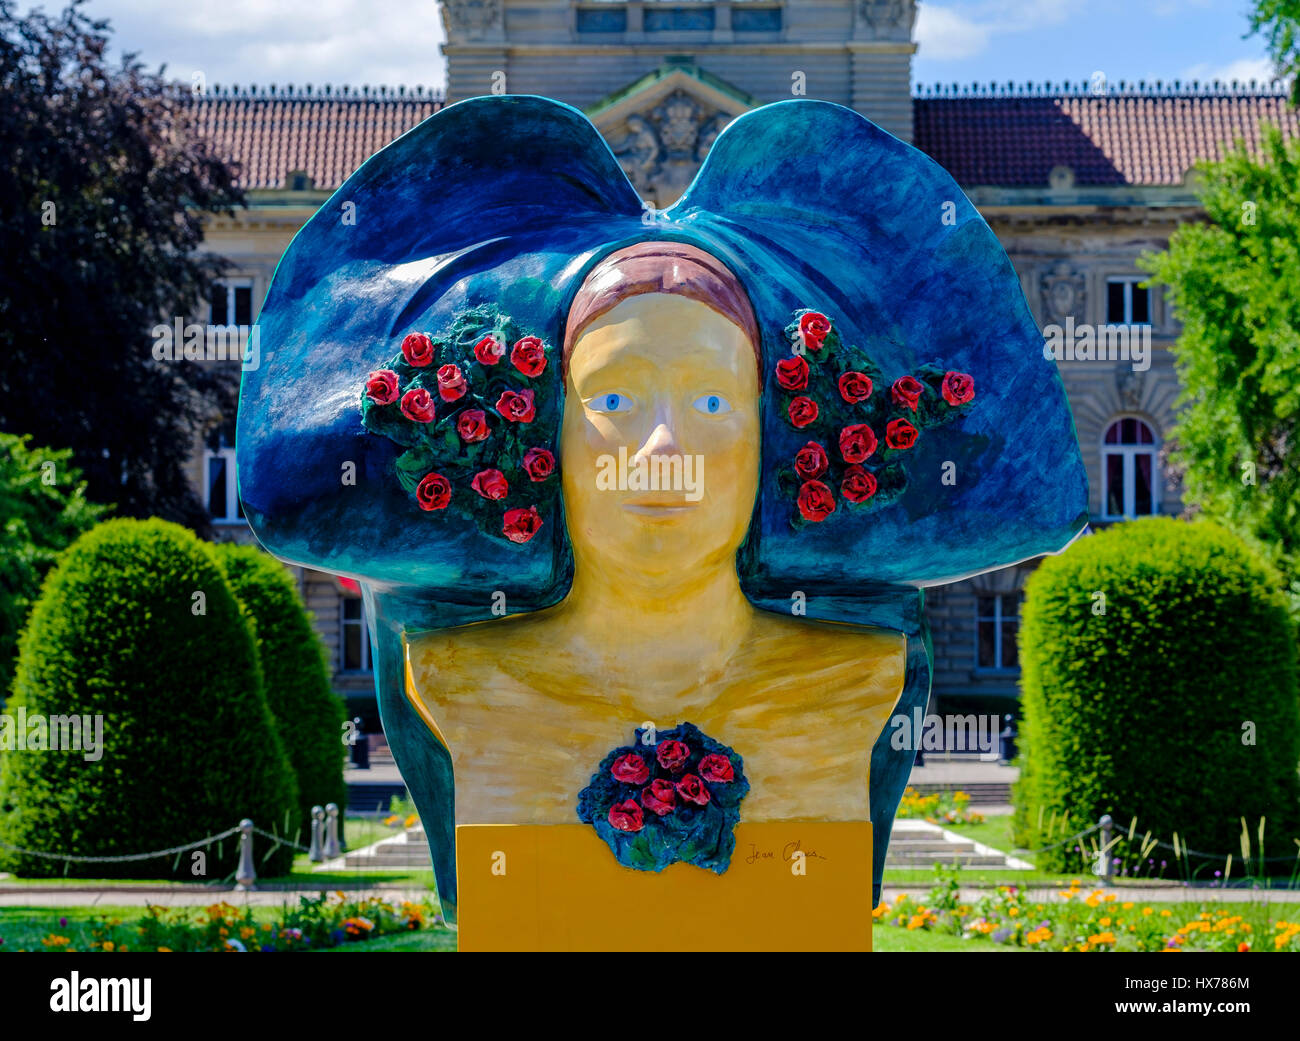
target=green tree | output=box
[1251,0,1300,103]
[1015,518,1300,875]
[1141,126,1300,600]
[0,433,110,700]
[0,519,299,878]
[211,543,347,843]
[0,1,244,532]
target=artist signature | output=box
[744,839,829,865]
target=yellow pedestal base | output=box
[455,821,873,952]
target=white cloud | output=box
[916,1,1072,63]
[1181,56,1282,87]
[48,0,448,90]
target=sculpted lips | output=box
[622,495,697,515]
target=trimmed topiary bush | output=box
[210,542,346,843]
[1014,517,1300,876]
[0,518,299,878]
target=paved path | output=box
[0,886,431,908]
[881,884,1300,905]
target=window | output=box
[204,419,244,523]
[1105,277,1150,325]
[210,278,253,327]
[340,597,372,672]
[976,593,1021,671]
[1102,417,1159,519]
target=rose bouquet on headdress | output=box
[774,308,976,528]
[577,722,750,874]
[359,305,560,544]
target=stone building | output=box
[190,0,1299,731]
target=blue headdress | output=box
[238,95,1087,911]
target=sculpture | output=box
[238,95,1088,950]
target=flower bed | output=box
[897,787,985,827]
[875,870,1300,952]
[9,893,444,953]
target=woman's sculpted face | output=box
[561,293,761,582]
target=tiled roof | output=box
[186,84,1300,192]
[912,84,1300,187]
[186,88,445,191]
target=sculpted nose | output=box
[634,417,683,462]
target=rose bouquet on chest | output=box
[577,722,750,874]
[359,305,560,544]
[774,308,976,528]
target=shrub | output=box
[210,542,346,842]
[1014,517,1300,875]
[0,518,299,877]
[0,433,111,700]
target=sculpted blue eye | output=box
[591,392,633,413]
[693,394,731,415]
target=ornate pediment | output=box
[588,64,757,207]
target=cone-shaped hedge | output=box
[0,518,299,878]
[1014,517,1300,875]
[210,542,346,843]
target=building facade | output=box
[190,0,1298,730]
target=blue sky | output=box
[29,0,1282,95]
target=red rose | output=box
[788,396,819,429]
[942,370,975,406]
[502,505,543,544]
[890,376,924,411]
[608,800,644,833]
[473,334,505,366]
[838,423,878,464]
[886,418,918,450]
[471,468,509,501]
[456,409,490,442]
[365,369,399,405]
[841,464,878,503]
[799,311,831,352]
[436,363,467,402]
[674,773,711,807]
[495,388,536,423]
[698,754,734,784]
[794,441,829,481]
[655,740,691,774]
[838,371,873,404]
[522,446,555,482]
[510,336,547,377]
[401,332,435,368]
[775,355,809,392]
[797,479,836,522]
[415,472,451,511]
[611,753,649,785]
[400,387,437,424]
[640,779,676,817]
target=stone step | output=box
[888,839,977,853]
[885,852,1011,868]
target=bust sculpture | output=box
[238,95,1087,950]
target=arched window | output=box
[1102,417,1158,519]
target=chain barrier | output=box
[0,826,242,864]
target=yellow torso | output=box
[404,605,905,825]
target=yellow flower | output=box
[1160,909,1172,918]
[262,923,273,932]
[1088,931,1117,945]
[102,941,115,952]
[1008,907,1020,917]
[1122,902,1134,910]
[157,947,172,952]
[404,814,418,828]
[1099,917,1111,927]
[240,926,256,940]
[1142,907,1154,916]
[1084,895,1101,908]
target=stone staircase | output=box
[884,819,1031,871]
[323,827,433,871]
[326,820,1029,873]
